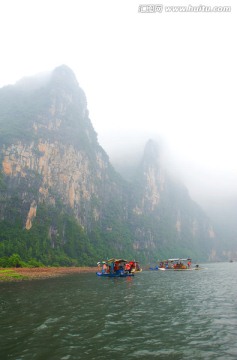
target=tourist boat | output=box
[155,258,201,271]
[96,258,135,277]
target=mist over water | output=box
[1,263,237,360]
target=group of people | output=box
[159,259,192,269]
[99,260,132,275]
[173,261,191,269]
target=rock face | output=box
[2,140,113,229]
[0,65,217,264]
[127,139,216,260]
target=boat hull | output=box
[158,267,205,271]
[96,272,134,277]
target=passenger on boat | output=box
[119,264,125,275]
[110,262,114,273]
[102,263,107,274]
[125,263,131,273]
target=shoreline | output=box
[0,266,98,282]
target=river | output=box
[0,262,237,359]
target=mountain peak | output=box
[144,139,158,155]
[143,139,160,166]
[52,64,77,80]
[50,65,79,90]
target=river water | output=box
[0,262,237,360]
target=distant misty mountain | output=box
[200,197,237,261]
[0,65,229,266]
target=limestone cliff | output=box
[1,140,114,229]
[128,139,216,260]
[0,66,124,234]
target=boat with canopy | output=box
[150,258,202,271]
[96,258,135,277]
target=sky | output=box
[0,0,236,205]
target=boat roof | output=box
[107,258,127,263]
[166,258,192,262]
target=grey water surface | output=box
[0,262,237,360]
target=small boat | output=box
[156,258,202,271]
[96,258,135,277]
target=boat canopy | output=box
[107,258,127,263]
[166,258,192,262]
[97,258,128,265]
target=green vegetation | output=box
[0,201,98,267]
[0,254,43,268]
[0,269,28,281]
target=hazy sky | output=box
[0,0,236,203]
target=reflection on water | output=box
[1,263,237,359]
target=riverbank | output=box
[0,266,98,282]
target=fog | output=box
[0,0,236,210]
[103,133,237,208]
